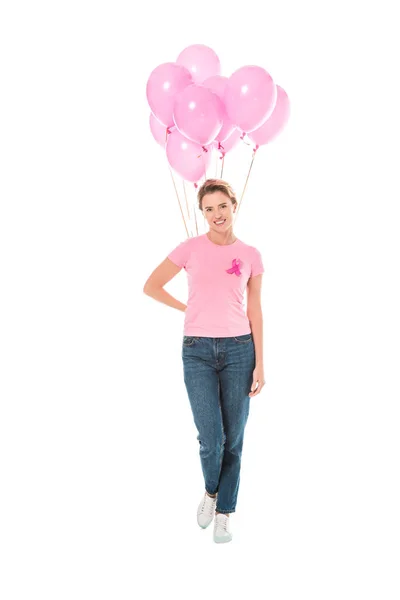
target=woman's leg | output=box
[182,336,224,496]
[215,334,255,514]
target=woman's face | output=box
[201,191,236,233]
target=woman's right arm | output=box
[143,258,187,312]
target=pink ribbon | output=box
[226,258,241,276]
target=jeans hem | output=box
[215,508,236,514]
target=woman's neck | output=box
[206,230,237,246]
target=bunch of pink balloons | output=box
[146,44,290,183]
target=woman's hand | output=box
[249,364,265,397]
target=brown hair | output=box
[197,178,237,211]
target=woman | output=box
[143,178,265,543]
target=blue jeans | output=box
[182,333,255,514]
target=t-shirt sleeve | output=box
[167,239,191,269]
[251,248,265,277]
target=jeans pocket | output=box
[233,333,253,343]
[183,336,199,347]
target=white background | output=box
[1,1,399,598]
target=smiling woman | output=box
[199,179,238,241]
[143,178,265,544]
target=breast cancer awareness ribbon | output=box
[226,258,242,276]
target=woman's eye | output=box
[206,205,226,212]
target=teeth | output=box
[215,220,225,224]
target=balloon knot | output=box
[201,146,208,152]
[194,183,198,189]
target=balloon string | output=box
[165,126,190,237]
[234,147,258,225]
[169,167,190,239]
[193,184,199,236]
[182,180,190,223]
[220,154,225,178]
[182,179,193,237]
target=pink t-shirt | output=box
[168,233,264,337]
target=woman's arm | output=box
[247,274,265,396]
[143,258,187,312]
[144,286,187,312]
[246,274,264,366]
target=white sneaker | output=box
[213,513,232,543]
[197,492,217,528]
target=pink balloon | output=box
[247,85,290,147]
[146,62,193,128]
[218,128,242,155]
[203,75,235,143]
[224,65,277,133]
[217,120,235,144]
[166,129,212,182]
[176,44,221,84]
[149,113,175,147]
[202,74,227,98]
[173,84,224,146]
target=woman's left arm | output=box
[246,274,265,397]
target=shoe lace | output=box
[203,494,216,516]
[216,514,228,530]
